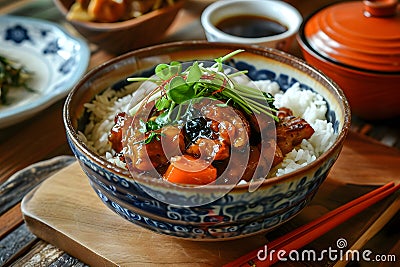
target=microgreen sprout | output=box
[127,50,279,144]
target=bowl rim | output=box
[297,3,400,76]
[63,40,351,192]
[53,0,186,30]
[200,0,303,43]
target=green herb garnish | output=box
[0,55,35,104]
[127,50,279,144]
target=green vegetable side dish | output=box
[0,55,35,105]
[127,49,279,144]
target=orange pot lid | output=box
[304,0,400,72]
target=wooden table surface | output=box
[1,0,399,266]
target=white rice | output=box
[254,80,335,176]
[80,80,336,177]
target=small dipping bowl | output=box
[200,0,302,52]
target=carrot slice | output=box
[163,155,217,185]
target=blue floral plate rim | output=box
[0,15,90,128]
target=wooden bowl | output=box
[53,0,186,54]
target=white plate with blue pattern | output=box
[0,15,90,128]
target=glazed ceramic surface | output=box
[297,0,400,120]
[53,0,186,54]
[200,0,302,52]
[64,41,350,240]
[0,15,89,128]
[297,41,400,120]
[303,0,400,73]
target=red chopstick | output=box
[225,182,400,267]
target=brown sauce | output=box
[216,15,288,38]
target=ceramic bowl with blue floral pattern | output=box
[64,41,351,240]
[0,15,89,128]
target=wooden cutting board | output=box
[21,131,400,266]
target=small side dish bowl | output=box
[297,0,400,120]
[0,15,89,128]
[200,0,302,52]
[64,41,350,240]
[53,0,186,54]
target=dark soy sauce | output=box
[216,15,288,38]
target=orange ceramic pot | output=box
[297,0,400,120]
